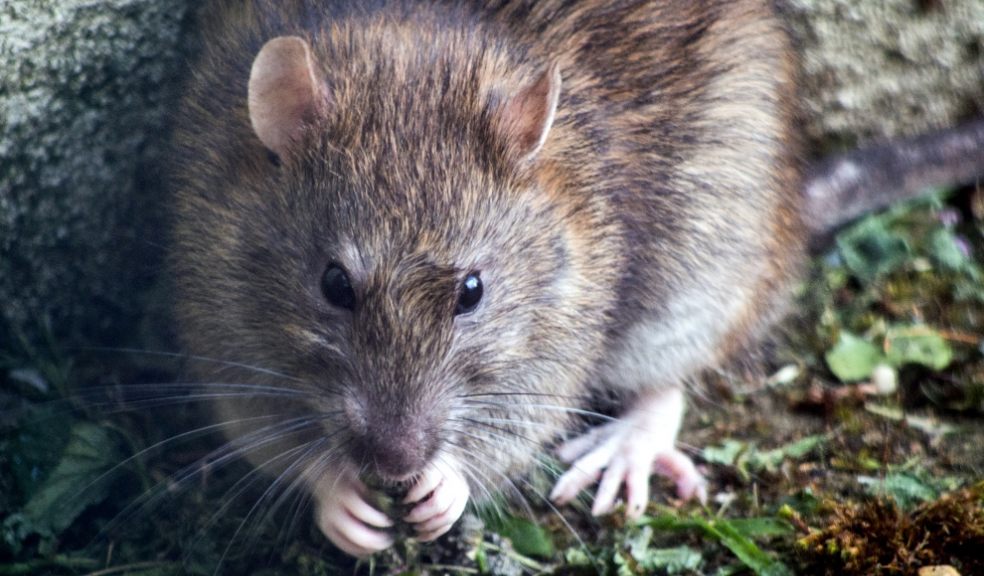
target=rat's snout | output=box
[346,400,439,480]
[360,423,430,479]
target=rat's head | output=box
[174,30,622,487]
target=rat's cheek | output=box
[314,471,395,557]
[403,459,470,541]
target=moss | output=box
[797,483,984,575]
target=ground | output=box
[0,186,982,575]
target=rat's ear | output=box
[248,36,327,158]
[497,63,561,163]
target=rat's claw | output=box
[550,387,707,518]
[404,459,470,541]
[315,471,394,557]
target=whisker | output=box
[80,392,311,418]
[513,474,599,570]
[73,413,284,505]
[75,346,306,383]
[94,415,325,542]
[455,415,571,435]
[443,440,531,521]
[456,391,593,402]
[184,438,321,569]
[277,438,354,550]
[460,400,616,423]
[450,453,497,507]
[213,437,329,575]
[251,431,347,550]
[270,455,330,554]
[449,420,545,459]
[445,431,599,569]
[0,383,317,430]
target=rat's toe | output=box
[590,457,627,516]
[625,457,652,518]
[323,520,394,557]
[404,464,443,505]
[555,422,616,463]
[550,432,617,505]
[404,459,470,537]
[315,471,394,556]
[347,494,395,529]
[318,501,394,557]
[413,486,467,536]
[654,450,707,503]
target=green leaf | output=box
[857,472,940,509]
[563,547,593,567]
[726,518,795,539]
[18,421,123,536]
[825,332,885,382]
[928,228,970,270]
[5,404,73,507]
[639,514,793,576]
[748,436,826,473]
[635,546,703,574]
[640,511,703,532]
[885,326,953,371]
[701,521,793,576]
[703,436,825,485]
[623,524,654,557]
[474,542,489,573]
[491,516,554,559]
[835,217,911,283]
[702,440,746,467]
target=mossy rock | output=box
[0,0,189,346]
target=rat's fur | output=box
[170,0,803,553]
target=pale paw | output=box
[403,459,470,542]
[549,388,707,519]
[315,471,394,557]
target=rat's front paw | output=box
[315,470,395,557]
[403,459,470,541]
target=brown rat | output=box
[169,0,807,557]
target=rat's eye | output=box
[321,264,355,310]
[455,272,483,315]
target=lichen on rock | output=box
[0,0,189,345]
[783,0,984,147]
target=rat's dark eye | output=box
[456,272,483,315]
[321,264,355,310]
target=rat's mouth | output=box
[362,470,419,493]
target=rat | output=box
[168,0,984,558]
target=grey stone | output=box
[784,0,984,146]
[0,0,188,346]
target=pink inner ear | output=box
[248,36,324,158]
[500,64,561,162]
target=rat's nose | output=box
[354,418,433,480]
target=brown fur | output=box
[170,0,803,511]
